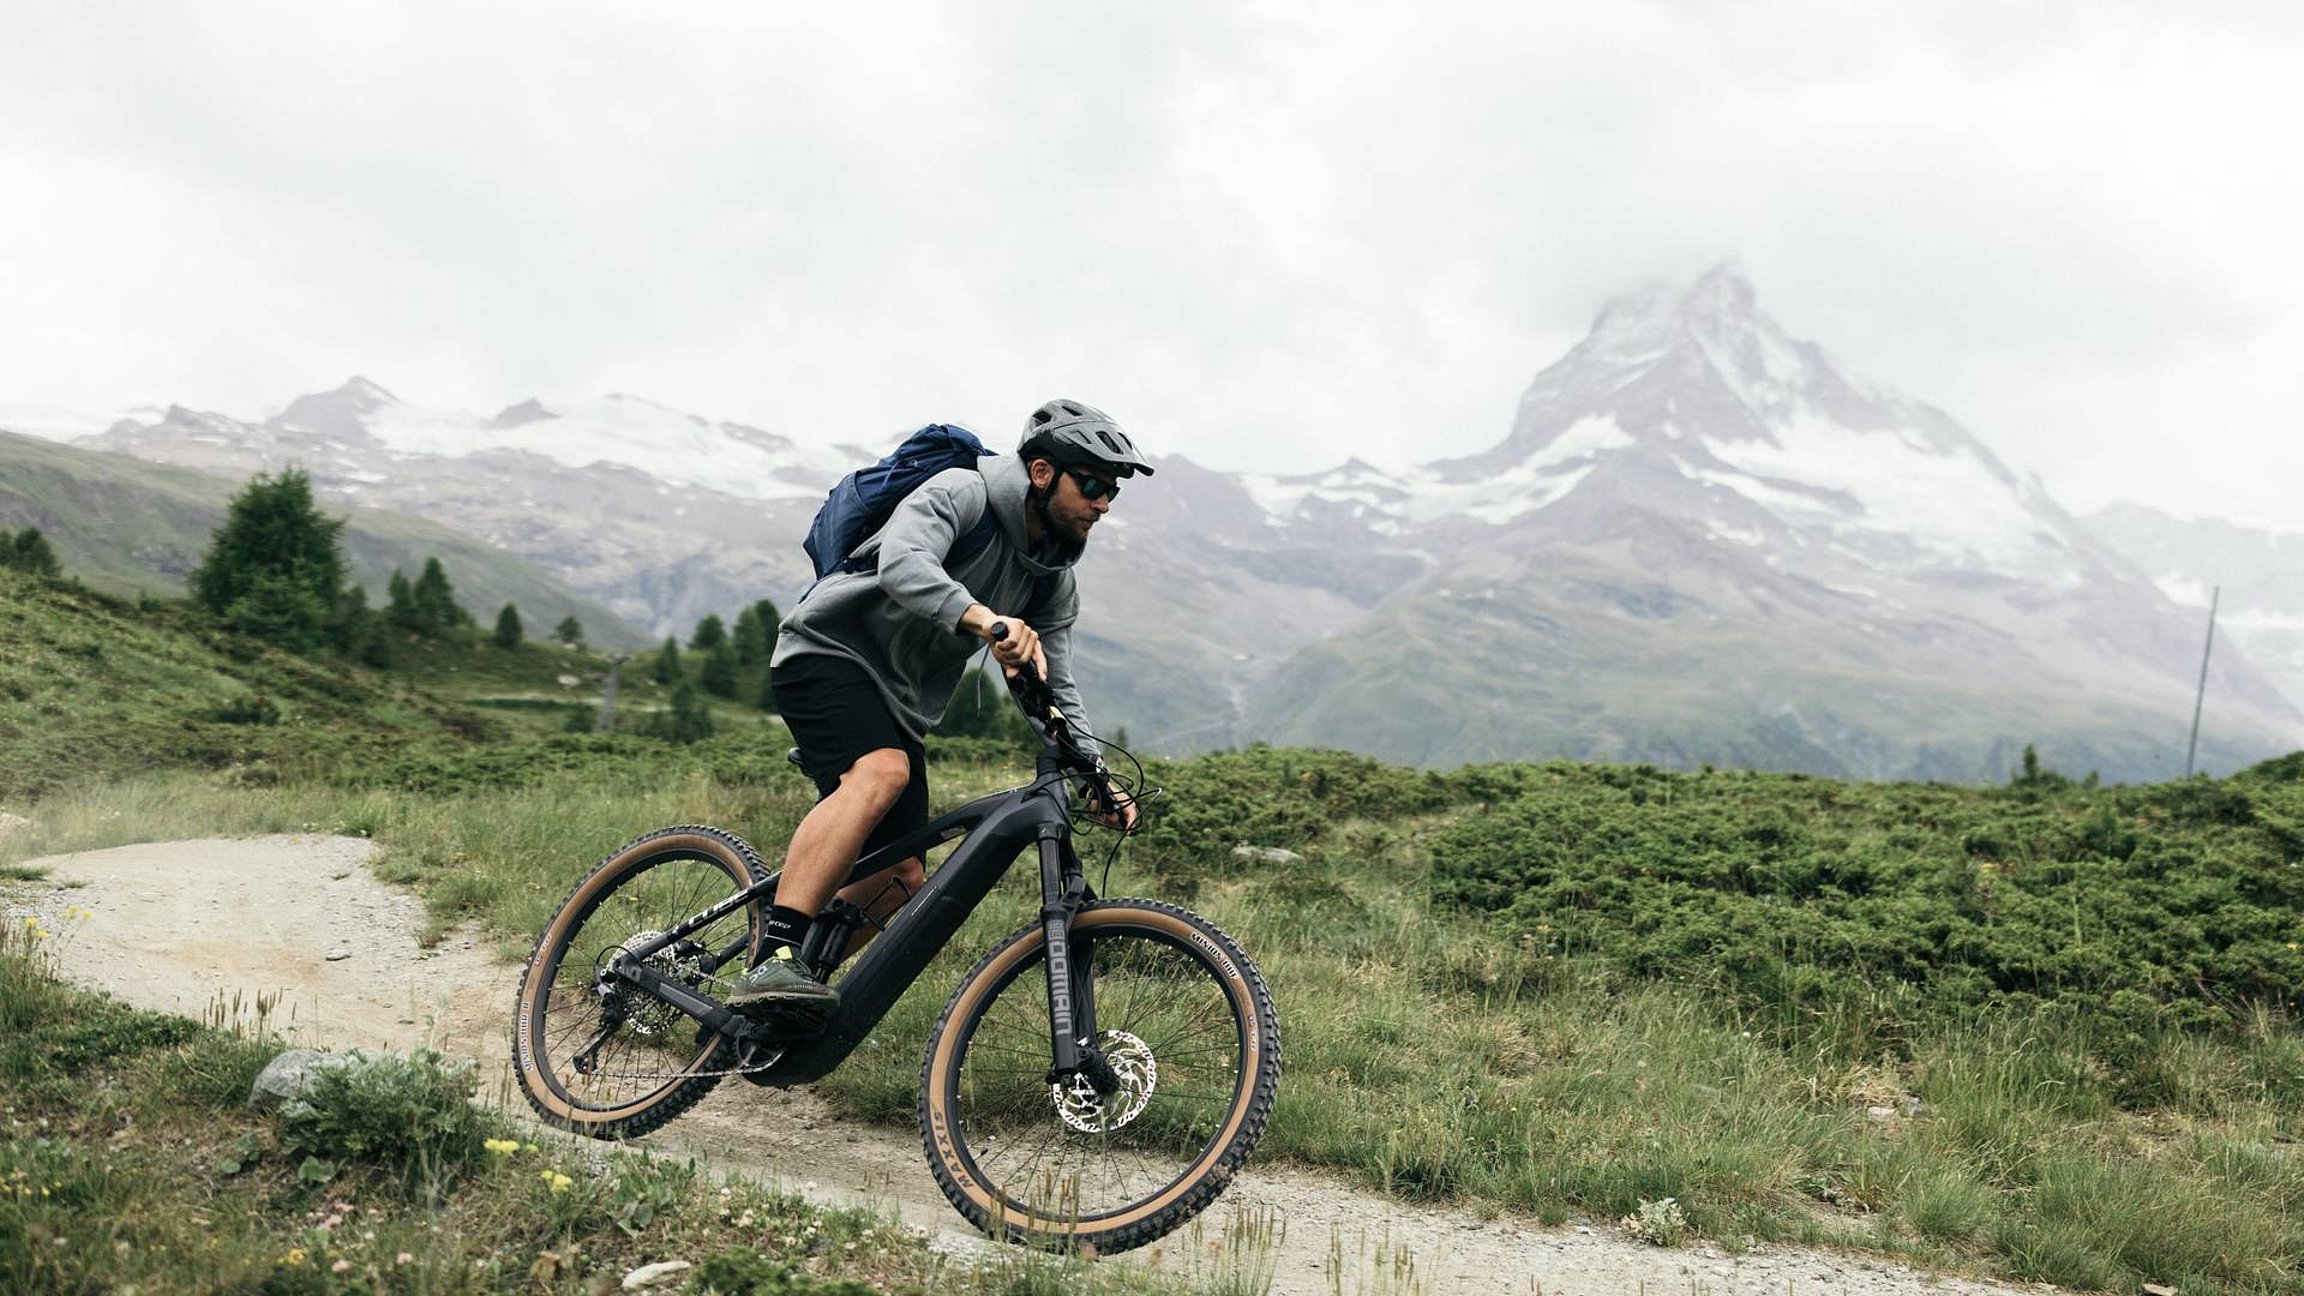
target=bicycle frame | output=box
[603,751,1104,1089]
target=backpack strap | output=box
[824,498,1058,617]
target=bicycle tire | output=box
[918,899,1281,1254]
[513,824,768,1139]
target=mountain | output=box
[1236,267,2300,779]
[0,429,645,648]
[2082,503,2304,720]
[15,268,2299,780]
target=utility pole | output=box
[2184,586,2220,777]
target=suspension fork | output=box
[1037,827,1116,1094]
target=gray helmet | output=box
[1018,398,1155,478]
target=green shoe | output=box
[727,947,840,1023]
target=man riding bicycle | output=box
[731,398,1151,1026]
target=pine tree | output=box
[5,528,61,578]
[189,469,347,654]
[493,603,524,649]
[329,584,392,666]
[651,636,683,684]
[385,569,419,631]
[753,598,782,647]
[648,678,716,745]
[700,641,740,699]
[733,606,766,666]
[691,613,728,651]
[411,557,468,631]
[553,615,585,647]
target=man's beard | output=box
[1029,486,1088,563]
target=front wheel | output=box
[919,900,1281,1254]
[512,825,768,1139]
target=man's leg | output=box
[773,746,914,917]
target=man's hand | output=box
[961,604,1046,680]
[1086,777,1140,832]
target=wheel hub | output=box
[1052,1029,1157,1133]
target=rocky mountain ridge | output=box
[11,267,2295,779]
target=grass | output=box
[10,579,2304,1290]
[17,753,2304,1292]
[0,907,1279,1295]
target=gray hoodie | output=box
[772,452,1096,749]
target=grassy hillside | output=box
[9,576,2304,1291]
[0,429,645,648]
[1249,578,2281,782]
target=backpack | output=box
[802,424,1002,580]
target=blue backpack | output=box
[802,423,1006,580]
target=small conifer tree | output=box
[411,557,469,631]
[651,636,683,684]
[553,614,585,647]
[649,678,715,744]
[190,469,347,654]
[6,527,61,578]
[700,641,740,699]
[493,603,524,648]
[733,606,766,666]
[691,613,728,652]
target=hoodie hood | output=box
[982,453,1076,575]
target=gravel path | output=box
[7,834,2060,1296]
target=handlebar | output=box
[986,624,1132,825]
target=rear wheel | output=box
[919,900,1280,1253]
[513,825,768,1139]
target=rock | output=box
[1866,1105,1895,1122]
[1902,1096,1927,1117]
[2141,1285,2177,1296]
[248,1049,333,1110]
[1231,845,1303,865]
[622,1260,694,1289]
[325,949,351,962]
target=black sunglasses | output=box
[1063,468,1121,502]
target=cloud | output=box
[1,1,2298,522]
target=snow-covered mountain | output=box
[2083,504,2304,720]
[12,266,2297,779]
[1240,266,2299,776]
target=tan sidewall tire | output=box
[919,900,1280,1252]
[513,825,766,1137]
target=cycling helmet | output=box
[1017,398,1156,478]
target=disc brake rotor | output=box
[1052,1029,1157,1133]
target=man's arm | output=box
[875,470,1044,671]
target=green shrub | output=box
[275,1049,489,1182]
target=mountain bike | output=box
[509,650,1281,1254]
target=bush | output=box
[276,1049,489,1182]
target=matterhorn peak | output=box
[1582,262,1763,361]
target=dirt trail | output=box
[7,835,2055,1296]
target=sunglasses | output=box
[1063,468,1121,502]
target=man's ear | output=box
[1027,458,1057,490]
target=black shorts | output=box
[770,652,930,866]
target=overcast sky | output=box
[4,2,2298,526]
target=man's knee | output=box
[839,747,913,808]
